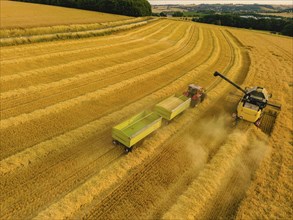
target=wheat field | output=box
[0,2,292,219]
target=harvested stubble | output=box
[0,13,292,220]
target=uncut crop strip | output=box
[0,18,155,47]
[0,23,202,156]
[0,19,163,62]
[0,20,168,77]
[0,17,148,39]
[33,31,244,218]
[0,23,189,117]
[1,22,183,93]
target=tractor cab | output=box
[184,84,206,107]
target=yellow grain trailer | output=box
[154,94,191,121]
[112,110,162,152]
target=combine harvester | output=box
[112,85,205,152]
[214,71,281,134]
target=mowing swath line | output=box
[1,27,228,220]
[0,19,164,62]
[0,22,180,92]
[0,20,168,66]
[0,26,207,173]
[0,146,124,219]
[0,24,188,112]
[1,27,217,213]
[0,27,221,181]
[1,17,148,39]
[1,130,114,194]
[1,24,197,156]
[1,25,195,122]
[0,19,153,47]
[0,23,187,110]
[74,28,240,219]
[1,26,188,119]
[0,21,170,79]
[4,23,244,219]
[0,25,199,159]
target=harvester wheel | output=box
[112,140,118,145]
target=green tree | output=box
[173,11,184,17]
[281,22,293,36]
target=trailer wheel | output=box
[125,146,132,153]
[112,140,118,145]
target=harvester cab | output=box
[213,71,281,134]
[184,84,206,107]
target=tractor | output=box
[183,84,206,107]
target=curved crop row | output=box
[0,18,156,47]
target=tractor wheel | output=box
[201,93,206,102]
[190,100,196,108]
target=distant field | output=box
[0,0,130,28]
[260,12,293,18]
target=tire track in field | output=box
[1,22,182,95]
[1,20,162,64]
[0,20,170,77]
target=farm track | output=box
[1,18,292,219]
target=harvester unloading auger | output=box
[214,71,281,134]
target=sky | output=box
[148,1,293,5]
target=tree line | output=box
[14,0,152,17]
[193,14,293,37]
